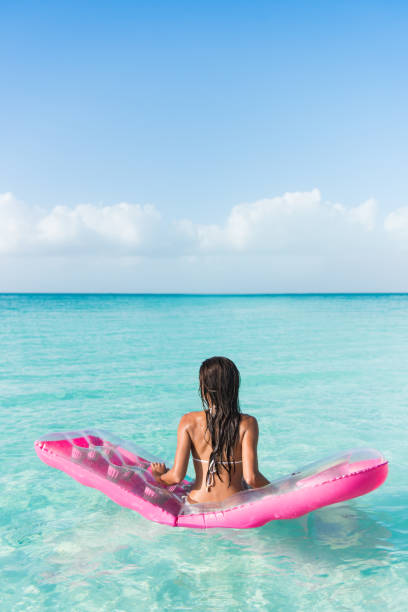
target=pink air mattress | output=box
[34,429,388,529]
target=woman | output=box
[151,356,269,504]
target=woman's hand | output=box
[151,462,168,482]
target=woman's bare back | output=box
[184,411,266,503]
[151,410,269,502]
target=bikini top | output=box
[192,455,243,490]
[192,457,243,464]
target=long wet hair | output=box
[199,356,241,487]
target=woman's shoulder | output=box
[179,410,206,427]
[239,413,258,431]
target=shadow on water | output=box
[211,501,393,572]
[36,499,393,572]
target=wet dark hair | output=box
[199,356,241,487]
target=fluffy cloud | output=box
[0,189,407,292]
[183,189,379,255]
[0,188,389,258]
[0,193,162,255]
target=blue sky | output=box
[1,1,407,291]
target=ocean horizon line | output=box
[1,292,408,297]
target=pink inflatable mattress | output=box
[35,429,388,529]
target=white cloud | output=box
[0,189,396,258]
[0,193,163,255]
[0,189,407,291]
[36,202,162,255]
[186,190,379,254]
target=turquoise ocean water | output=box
[0,294,407,611]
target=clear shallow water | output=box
[0,294,407,611]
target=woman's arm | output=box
[151,414,191,485]
[241,416,270,488]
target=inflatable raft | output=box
[34,429,388,529]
